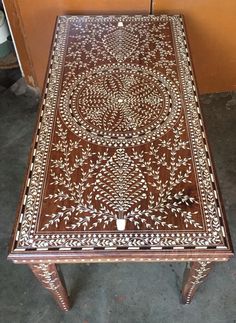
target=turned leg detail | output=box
[182,261,213,304]
[29,263,70,311]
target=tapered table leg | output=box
[29,263,70,311]
[181,261,213,304]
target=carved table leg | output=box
[181,261,213,304]
[29,263,70,311]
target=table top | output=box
[9,15,233,264]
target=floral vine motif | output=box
[129,118,202,230]
[185,261,211,304]
[15,15,224,249]
[63,16,178,87]
[60,65,181,148]
[34,264,60,291]
[190,262,211,285]
[42,121,109,230]
[76,69,164,133]
[42,117,202,232]
[31,264,69,310]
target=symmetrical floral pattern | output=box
[60,65,181,147]
[13,15,227,251]
[64,16,178,85]
[103,23,139,62]
[75,71,164,132]
[41,118,201,232]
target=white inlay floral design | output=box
[15,15,225,250]
[60,65,182,147]
[41,118,201,232]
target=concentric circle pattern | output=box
[60,65,182,146]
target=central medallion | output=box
[60,65,182,147]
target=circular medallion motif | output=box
[60,65,182,147]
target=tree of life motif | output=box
[64,17,178,86]
[94,149,148,230]
[103,25,139,62]
[41,117,202,232]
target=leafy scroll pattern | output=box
[76,70,164,133]
[64,16,178,86]
[41,117,202,232]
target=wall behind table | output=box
[154,0,236,94]
[3,0,150,90]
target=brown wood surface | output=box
[8,15,233,264]
[3,0,151,89]
[29,263,70,311]
[8,14,233,310]
[182,261,213,304]
[153,0,236,94]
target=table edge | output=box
[8,248,234,264]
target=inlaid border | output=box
[12,15,228,253]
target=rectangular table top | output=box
[9,15,233,263]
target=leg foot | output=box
[29,263,70,311]
[181,261,213,304]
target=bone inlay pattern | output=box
[182,261,212,304]
[30,264,69,310]
[11,15,230,253]
[60,65,181,146]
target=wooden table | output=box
[8,14,233,311]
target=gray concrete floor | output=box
[0,88,236,323]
